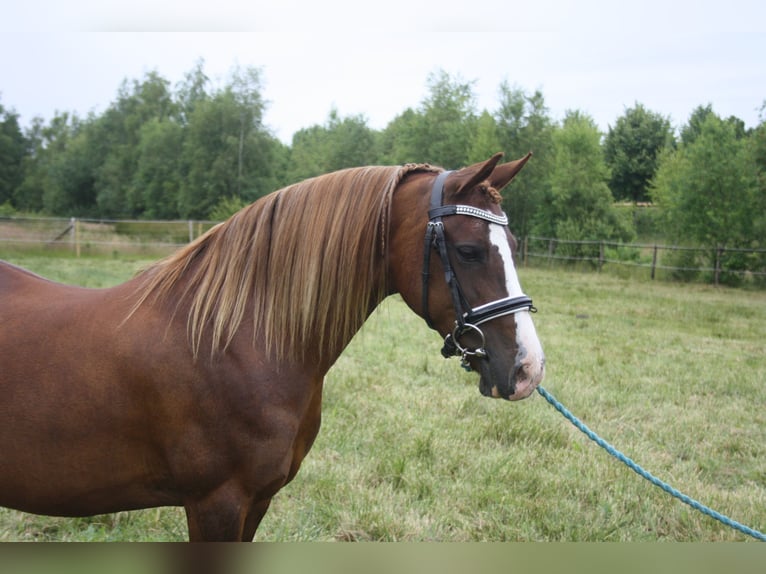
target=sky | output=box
[1,0,764,144]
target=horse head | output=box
[390,153,545,400]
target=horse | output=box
[0,153,545,541]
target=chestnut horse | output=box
[0,153,544,541]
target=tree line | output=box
[1,62,765,264]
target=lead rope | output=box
[536,385,766,541]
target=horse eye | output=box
[456,245,484,263]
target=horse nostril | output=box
[508,362,526,395]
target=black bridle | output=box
[421,170,536,369]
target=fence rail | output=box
[1,217,765,287]
[0,216,218,257]
[523,236,766,285]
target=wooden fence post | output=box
[651,245,658,280]
[522,236,528,266]
[714,246,723,286]
[70,217,81,258]
[547,238,554,266]
[598,241,605,272]
[188,220,194,243]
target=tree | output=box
[0,100,26,207]
[15,113,75,213]
[378,108,420,165]
[680,104,747,147]
[680,104,715,146]
[537,111,632,243]
[748,108,766,274]
[133,118,184,219]
[603,103,674,202]
[285,124,326,183]
[467,110,501,164]
[652,112,763,284]
[176,58,210,126]
[418,70,477,167]
[178,66,281,218]
[380,70,477,167]
[494,84,554,239]
[286,109,378,183]
[651,112,759,250]
[41,115,101,216]
[13,117,45,212]
[321,109,378,173]
[94,71,179,217]
[228,65,267,197]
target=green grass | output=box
[1,252,765,541]
[0,252,156,288]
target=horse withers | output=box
[0,153,544,541]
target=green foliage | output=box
[651,112,760,250]
[603,103,674,202]
[3,65,764,265]
[178,65,283,218]
[208,195,249,221]
[94,72,178,218]
[418,70,477,167]
[14,114,71,213]
[0,100,26,206]
[6,64,285,220]
[0,200,15,216]
[536,111,633,245]
[466,110,501,164]
[748,115,766,251]
[681,104,748,147]
[286,109,378,183]
[376,108,418,165]
[494,84,554,238]
[651,109,766,283]
[133,118,183,219]
[380,70,477,167]
[42,121,100,216]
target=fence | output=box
[523,236,766,286]
[0,216,218,257]
[2,217,765,287]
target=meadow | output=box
[1,252,765,542]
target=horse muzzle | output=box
[474,316,546,402]
[479,355,545,401]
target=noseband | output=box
[421,171,536,370]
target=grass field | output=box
[1,252,765,542]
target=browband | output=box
[428,205,508,226]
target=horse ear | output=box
[452,152,505,197]
[489,152,532,191]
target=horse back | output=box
[0,259,54,290]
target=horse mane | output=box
[130,163,441,361]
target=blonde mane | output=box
[131,163,440,361]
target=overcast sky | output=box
[2,0,764,144]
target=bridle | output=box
[421,170,536,370]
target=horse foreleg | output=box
[241,498,272,541]
[184,483,251,542]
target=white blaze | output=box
[488,224,545,377]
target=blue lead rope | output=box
[536,385,766,541]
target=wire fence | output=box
[1,216,765,287]
[0,216,218,257]
[523,236,766,286]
